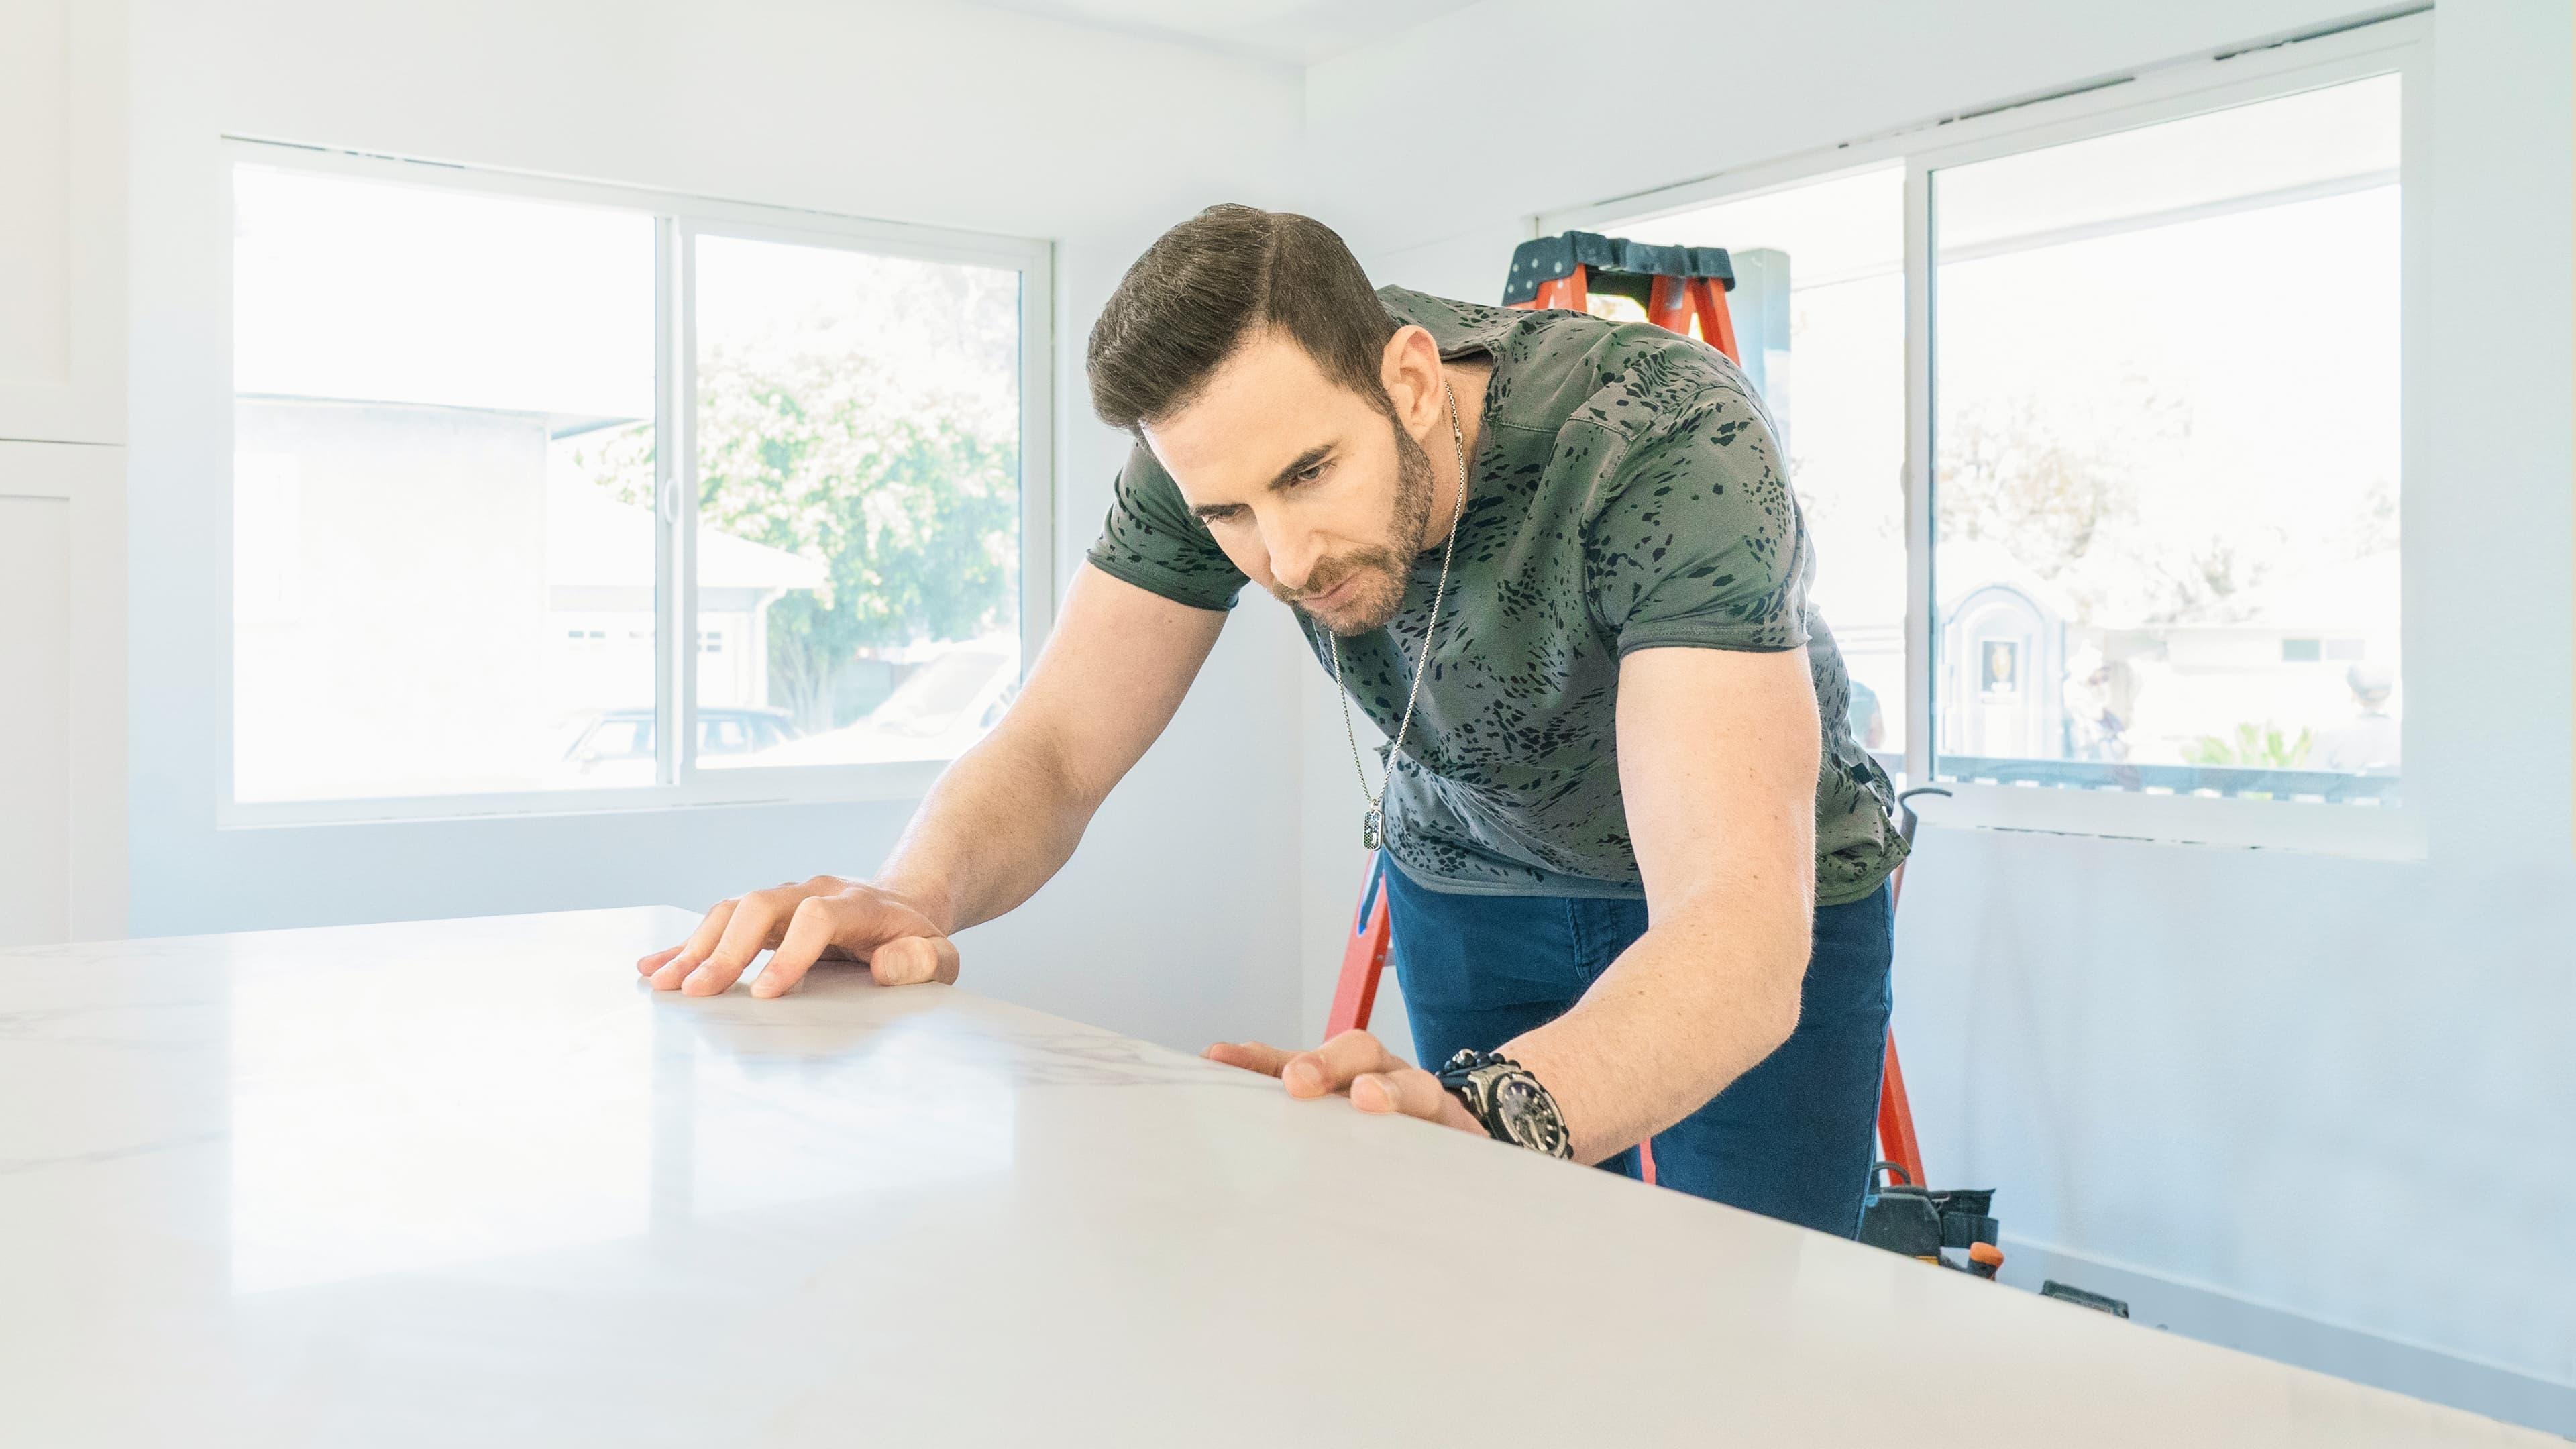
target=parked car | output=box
[556,706,802,784]
[752,640,1020,767]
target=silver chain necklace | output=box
[1329,381,1469,853]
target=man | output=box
[638,206,1908,1236]
[2317,662,2400,773]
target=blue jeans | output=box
[1382,860,1894,1238]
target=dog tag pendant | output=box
[1362,808,1383,852]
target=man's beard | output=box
[1275,415,1436,637]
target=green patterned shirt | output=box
[1087,286,1906,905]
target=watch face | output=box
[1491,1073,1570,1156]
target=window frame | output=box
[215,140,1055,828]
[1542,11,2430,858]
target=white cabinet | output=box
[0,0,124,445]
[0,0,127,942]
[0,443,123,945]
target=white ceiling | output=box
[964,0,1485,66]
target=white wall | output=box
[125,0,1316,1052]
[1303,0,2575,1431]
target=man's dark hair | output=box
[1087,205,1397,434]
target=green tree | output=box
[582,343,1018,733]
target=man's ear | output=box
[1379,325,1447,434]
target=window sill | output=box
[216,759,948,830]
[1905,778,2424,861]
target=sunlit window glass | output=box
[232,166,657,802]
[1930,75,2403,802]
[667,236,1022,769]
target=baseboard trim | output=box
[1996,1235,2574,1439]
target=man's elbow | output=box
[1751,915,1811,1057]
[1753,975,1803,1061]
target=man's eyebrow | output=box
[1189,445,1334,521]
[1265,445,1333,492]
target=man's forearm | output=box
[859,567,1227,943]
[1500,875,1811,1165]
[873,720,1102,937]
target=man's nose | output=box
[1263,517,1327,594]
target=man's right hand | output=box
[635,876,960,998]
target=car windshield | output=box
[580,718,651,759]
[873,651,1006,731]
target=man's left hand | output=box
[1202,1030,1488,1137]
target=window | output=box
[687,236,1022,770]
[1929,74,2403,804]
[231,166,657,803]
[1563,15,2422,849]
[227,148,1051,820]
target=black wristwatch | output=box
[1435,1049,1573,1159]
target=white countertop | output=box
[0,906,2548,1446]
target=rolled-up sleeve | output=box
[1084,441,1248,612]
